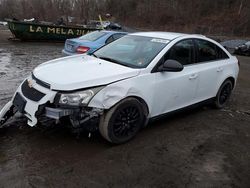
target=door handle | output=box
[189,74,198,80]
[217,67,223,72]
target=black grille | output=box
[21,80,46,102]
[32,73,51,89]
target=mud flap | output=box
[0,101,16,128]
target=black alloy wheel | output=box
[219,82,232,105]
[214,80,233,109]
[113,105,141,139]
[99,98,146,144]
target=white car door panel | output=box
[195,61,220,101]
[194,39,232,102]
[195,59,232,102]
[152,66,198,117]
[151,39,198,117]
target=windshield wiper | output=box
[98,56,126,66]
[97,56,138,68]
[91,53,98,58]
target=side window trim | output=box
[190,39,196,64]
[112,33,125,40]
[151,38,196,73]
[194,39,229,64]
[105,35,114,44]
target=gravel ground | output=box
[0,28,250,188]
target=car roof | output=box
[130,32,205,40]
[99,30,128,34]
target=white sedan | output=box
[0,32,239,144]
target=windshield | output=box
[79,31,106,41]
[93,35,169,68]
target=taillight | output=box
[76,46,90,53]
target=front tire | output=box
[99,98,145,144]
[214,80,233,109]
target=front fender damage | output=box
[89,85,144,109]
[89,85,150,128]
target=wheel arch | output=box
[227,76,235,89]
[99,96,147,144]
[214,76,235,109]
[108,95,150,118]
[130,96,149,116]
[214,76,236,97]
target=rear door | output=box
[194,39,230,101]
[151,39,199,116]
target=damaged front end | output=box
[45,106,103,132]
[0,75,104,132]
[0,102,16,128]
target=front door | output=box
[151,39,199,117]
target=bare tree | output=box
[0,0,249,36]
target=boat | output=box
[5,19,102,42]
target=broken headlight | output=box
[58,86,104,106]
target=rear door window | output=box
[106,36,114,44]
[79,31,106,41]
[195,39,229,63]
[112,33,126,40]
[106,33,126,44]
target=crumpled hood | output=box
[33,55,140,91]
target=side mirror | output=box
[158,59,184,72]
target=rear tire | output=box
[99,98,145,144]
[214,80,233,109]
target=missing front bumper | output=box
[45,107,74,120]
[45,106,103,132]
[0,101,16,128]
[1,77,103,129]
